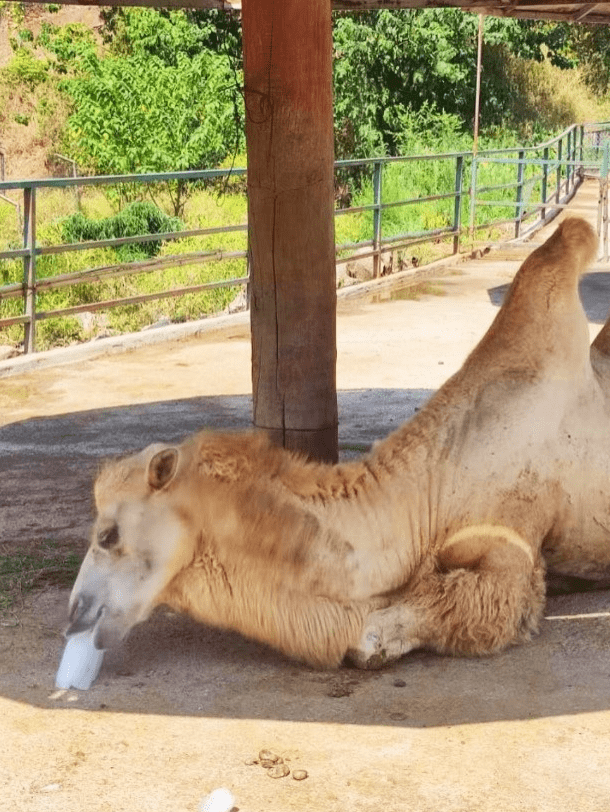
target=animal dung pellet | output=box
[260,757,283,769]
[267,763,290,779]
[292,770,308,781]
[55,630,105,690]
[199,788,235,812]
[258,749,280,763]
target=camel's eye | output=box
[98,524,120,550]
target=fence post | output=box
[556,136,563,203]
[597,178,603,242]
[372,160,382,278]
[22,186,37,354]
[468,153,478,240]
[566,130,573,195]
[515,149,525,239]
[603,178,608,262]
[541,146,549,222]
[453,154,463,254]
[599,142,610,261]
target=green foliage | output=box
[569,25,610,96]
[331,10,600,161]
[99,7,242,67]
[37,22,98,74]
[61,201,184,260]
[0,2,25,25]
[1,47,49,88]
[44,8,245,216]
[100,7,209,62]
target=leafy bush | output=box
[61,201,184,260]
[1,48,49,88]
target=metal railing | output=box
[0,121,606,354]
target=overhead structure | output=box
[334,2,610,25]
[7,0,610,464]
[13,2,610,25]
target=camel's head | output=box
[67,443,194,649]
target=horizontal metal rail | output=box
[0,223,247,261]
[36,276,250,321]
[1,121,607,353]
[0,166,246,192]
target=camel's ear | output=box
[147,448,179,490]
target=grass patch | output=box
[0,185,249,349]
[0,539,80,611]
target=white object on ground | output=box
[55,630,105,690]
[199,788,235,812]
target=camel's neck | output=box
[161,562,382,667]
[182,429,449,606]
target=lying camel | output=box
[67,217,610,669]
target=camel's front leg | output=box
[347,526,546,669]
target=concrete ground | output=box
[1,181,610,812]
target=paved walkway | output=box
[1,179,610,812]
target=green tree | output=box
[569,25,610,95]
[49,9,243,216]
[332,10,578,159]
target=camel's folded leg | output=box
[347,527,546,669]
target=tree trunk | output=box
[242,0,338,463]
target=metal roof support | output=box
[242,0,338,463]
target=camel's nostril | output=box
[66,594,100,635]
[98,523,120,550]
[69,594,87,623]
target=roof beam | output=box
[6,0,610,21]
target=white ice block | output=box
[199,788,235,812]
[55,630,105,690]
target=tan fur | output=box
[68,218,610,670]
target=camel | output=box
[66,217,610,670]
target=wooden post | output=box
[242,0,338,463]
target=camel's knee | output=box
[423,525,544,655]
[347,528,545,669]
[437,524,535,574]
[419,563,546,656]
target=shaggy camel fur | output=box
[67,217,610,669]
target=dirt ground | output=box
[2,184,610,812]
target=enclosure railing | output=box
[1,121,608,354]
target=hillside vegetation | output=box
[2,5,610,349]
[2,6,610,179]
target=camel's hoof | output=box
[346,606,422,669]
[346,632,388,670]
